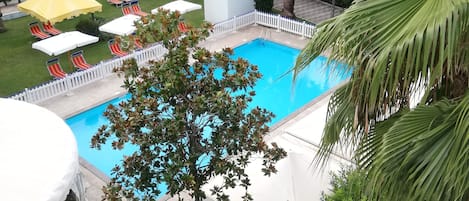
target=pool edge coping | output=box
[269,80,347,133]
[80,156,111,183]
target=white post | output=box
[233,15,238,32]
[253,10,258,26]
[65,76,74,96]
[99,61,106,79]
[276,14,281,32]
[24,88,31,103]
[301,21,306,39]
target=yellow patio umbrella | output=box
[17,0,102,25]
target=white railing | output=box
[211,10,315,38]
[8,44,168,103]
[9,10,315,104]
[256,10,315,38]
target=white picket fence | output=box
[8,44,168,103]
[211,10,315,38]
[9,10,315,104]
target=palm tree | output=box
[293,0,469,200]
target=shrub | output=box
[76,18,99,36]
[75,16,111,41]
[254,0,274,12]
[321,167,368,201]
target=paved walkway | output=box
[273,0,343,25]
[0,1,26,20]
[0,1,19,14]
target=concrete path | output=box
[0,1,19,14]
[274,0,344,25]
[0,1,27,20]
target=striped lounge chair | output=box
[108,39,128,57]
[46,58,67,79]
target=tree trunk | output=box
[0,10,7,33]
[281,0,295,18]
[331,0,336,17]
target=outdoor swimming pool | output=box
[66,38,349,196]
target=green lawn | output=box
[0,0,204,97]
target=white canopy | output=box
[0,98,79,201]
[32,31,99,56]
[99,14,141,36]
[151,0,202,14]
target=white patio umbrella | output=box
[98,14,141,36]
[151,0,202,15]
[0,98,80,201]
[32,31,99,56]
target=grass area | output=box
[0,0,204,97]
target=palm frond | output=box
[315,82,356,166]
[368,94,469,201]
[295,0,469,115]
[355,110,406,169]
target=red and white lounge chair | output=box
[121,3,133,15]
[29,22,50,40]
[108,39,128,57]
[42,22,62,36]
[132,34,143,49]
[46,58,67,79]
[178,22,189,33]
[130,2,148,17]
[71,50,92,70]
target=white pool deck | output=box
[38,25,352,201]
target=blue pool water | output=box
[66,38,348,195]
[233,39,347,123]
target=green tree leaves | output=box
[294,0,469,200]
[92,10,286,201]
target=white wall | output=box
[204,0,228,24]
[228,0,255,18]
[205,0,255,24]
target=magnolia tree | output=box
[91,10,286,201]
